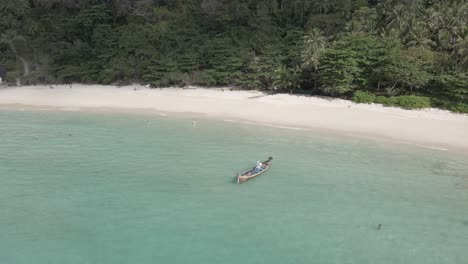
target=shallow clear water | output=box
[1,110,467,264]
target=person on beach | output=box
[193,120,197,127]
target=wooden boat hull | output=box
[237,157,273,184]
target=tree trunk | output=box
[314,68,319,91]
[16,56,30,86]
[377,81,380,92]
[7,40,30,85]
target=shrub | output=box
[189,70,217,86]
[394,95,431,109]
[375,96,394,106]
[147,72,190,87]
[374,95,432,109]
[352,90,376,104]
[449,103,468,113]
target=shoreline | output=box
[1,84,468,153]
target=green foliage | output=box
[320,48,362,95]
[375,96,395,106]
[448,103,468,114]
[77,5,111,29]
[322,34,431,94]
[352,91,376,104]
[273,65,301,91]
[434,73,468,101]
[357,94,432,109]
[0,0,466,112]
[0,0,31,31]
[246,46,282,89]
[395,96,431,109]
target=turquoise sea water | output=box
[1,110,467,264]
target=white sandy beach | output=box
[1,84,467,152]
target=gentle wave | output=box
[399,141,449,151]
[61,107,82,111]
[223,119,304,131]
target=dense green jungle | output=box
[0,0,467,111]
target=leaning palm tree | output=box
[0,30,30,85]
[0,0,34,85]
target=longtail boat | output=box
[237,157,273,184]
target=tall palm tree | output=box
[0,0,30,20]
[337,0,353,20]
[273,65,301,91]
[302,28,327,70]
[292,0,312,23]
[403,15,433,48]
[346,7,379,35]
[454,33,468,71]
[311,0,332,14]
[301,28,327,89]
